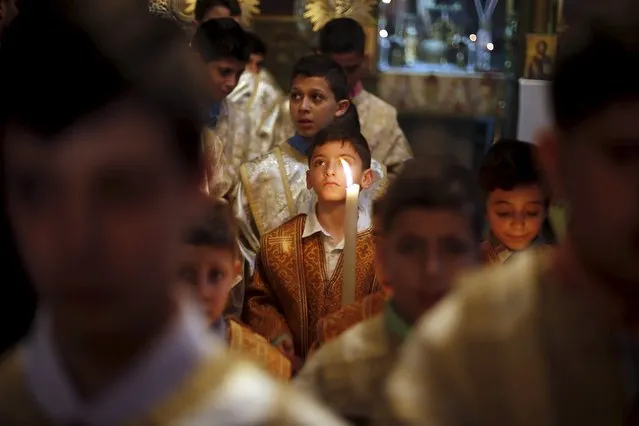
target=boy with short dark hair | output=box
[178,199,291,381]
[232,55,387,316]
[478,139,550,264]
[0,5,341,424]
[243,123,379,368]
[191,17,250,192]
[318,17,412,175]
[296,159,483,424]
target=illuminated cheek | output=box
[487,214,509,233]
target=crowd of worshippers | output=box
[1,0,638,425]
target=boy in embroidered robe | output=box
[385,4,639,424]
[478,139,551,264]
[243,124,379,368]
[318,18,412,176]
[233,54,387,282]
[178,199,291,381]
[191,17,252,191]
[0,8,347,425]
[311,197,390,350]
[296,159,483,424]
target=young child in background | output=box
[295,159,484,424]
[478,139,551,264]
[243,124,379,369]
[178,199,291,381]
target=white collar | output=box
[24,301,222,426]
[301,201,371,244]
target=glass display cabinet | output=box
[375,0,517,118]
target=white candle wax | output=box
[341,159,359,307]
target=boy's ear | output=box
[335,99,350,118]
[232,260,242,282]
[359,168,374,190]
[306,170,312,190]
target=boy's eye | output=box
[442,238,470,255]
[311,94,325,102]
[313,159,326,167]
[397,236,422,254]
[178,267,196,284]
[525,210,542,218]
[496,211,513,218]
[208,270,225,285]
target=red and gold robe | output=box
[310,291,388,354]
[226,318,291,381]
[242,214,378,361]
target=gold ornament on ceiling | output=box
[303,0,375,32]
[239,0,261,27]
[148,0,260,27]
[148,0,195,23]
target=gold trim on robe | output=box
[0,347,345,425]
[352,89,413,176]
[201,127,233,199]
[234,141,388,271]
[296,314,403,424]
[242,214,378,360]
[385,249,626,426]
[227,318,292,381]
[311,290,386,353]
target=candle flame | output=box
[340,158,354,187]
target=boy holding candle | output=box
[295,159,483,424]
[242,124,379,369]
[311,197,390,351]
[231,54,387,315]
[178,198,292,381]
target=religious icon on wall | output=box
[524,34,557,81]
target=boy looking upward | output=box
[296,159,483,424]
[233,55,387,312]
[478,139,550,264]
[243,124,379,367]
[318,17,412,176]
[178,199,292,381]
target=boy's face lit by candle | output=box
[306,139,373,203]
[486,184,546,250]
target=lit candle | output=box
[340,159,360,307]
